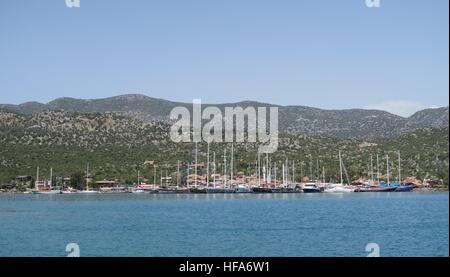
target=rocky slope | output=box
[1,94,448,138]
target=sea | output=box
[0,191,448,257]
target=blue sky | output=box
[0,0,448,117]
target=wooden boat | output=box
[189,187,207,193]
[395,185,414,192]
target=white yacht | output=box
[324,151,355,193]
[324,183,355,193]
[302,182,324,193]
[234,184,251,193]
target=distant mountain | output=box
[1,94,448,138]
[0,94,176,122]
[0,101,47,114]
[406,107,450,129]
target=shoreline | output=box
[0,187,448,195]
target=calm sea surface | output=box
[0,192,448,257]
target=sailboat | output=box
[231,144,250,193]
[271,159,292,193]
[159,169,177,194]
[130,170,146,193]
[251,151,272,193]
[270,158,284,193]
[394,151,414,192]
[324,151,355,193]
[206,145,236,193]
[206,150,223,193]
[357,154,397,192]
[205,144,222,193]
[173,160,189,193]
[78,164,98,194]
[33,167,61,194]
[189,142,207,193]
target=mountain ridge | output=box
[1,94,448,139]
[2,93,444,116]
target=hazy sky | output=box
[0,0,448,117]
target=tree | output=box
[69,171,85,190]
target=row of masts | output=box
[168,145,403,187]
[172,143,295,188]
[177,147,402,187]
[366,151,402,185]
[34,146,404,189]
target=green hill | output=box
[0,110,447,186]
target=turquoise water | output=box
[0,192,448,257]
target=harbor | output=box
[4,145,446,195]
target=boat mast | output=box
[137,170,140,186]
[263,164,266,184]
[398,151,401,184]
[223,147,227,187]
[257,151,260,186]
[206,143,210,186]
[86,163,89,191]
[263,153,266,185]
[300,161,303,183]
[177,160,180,189]
[274,161,277,187]
[231,144,234,184]
[339,151,343,185]
[292,160,295,184]
[195,142,198,188]
[286,157,289,184]
[213,152,216,188]
[341,156,351,186]
[35,166,39,190]
[322,166,325,184]
[386,154,390,185]
[376,154,380,184]
[50,167,53,188]
[165,170,168,186]
[266,153,269,184]
[187,164,190,187]
[370,155,374,185]
[316,159,319,181]
[255,159,258,186]
[309,155,313,181]
[153,164,156,185]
